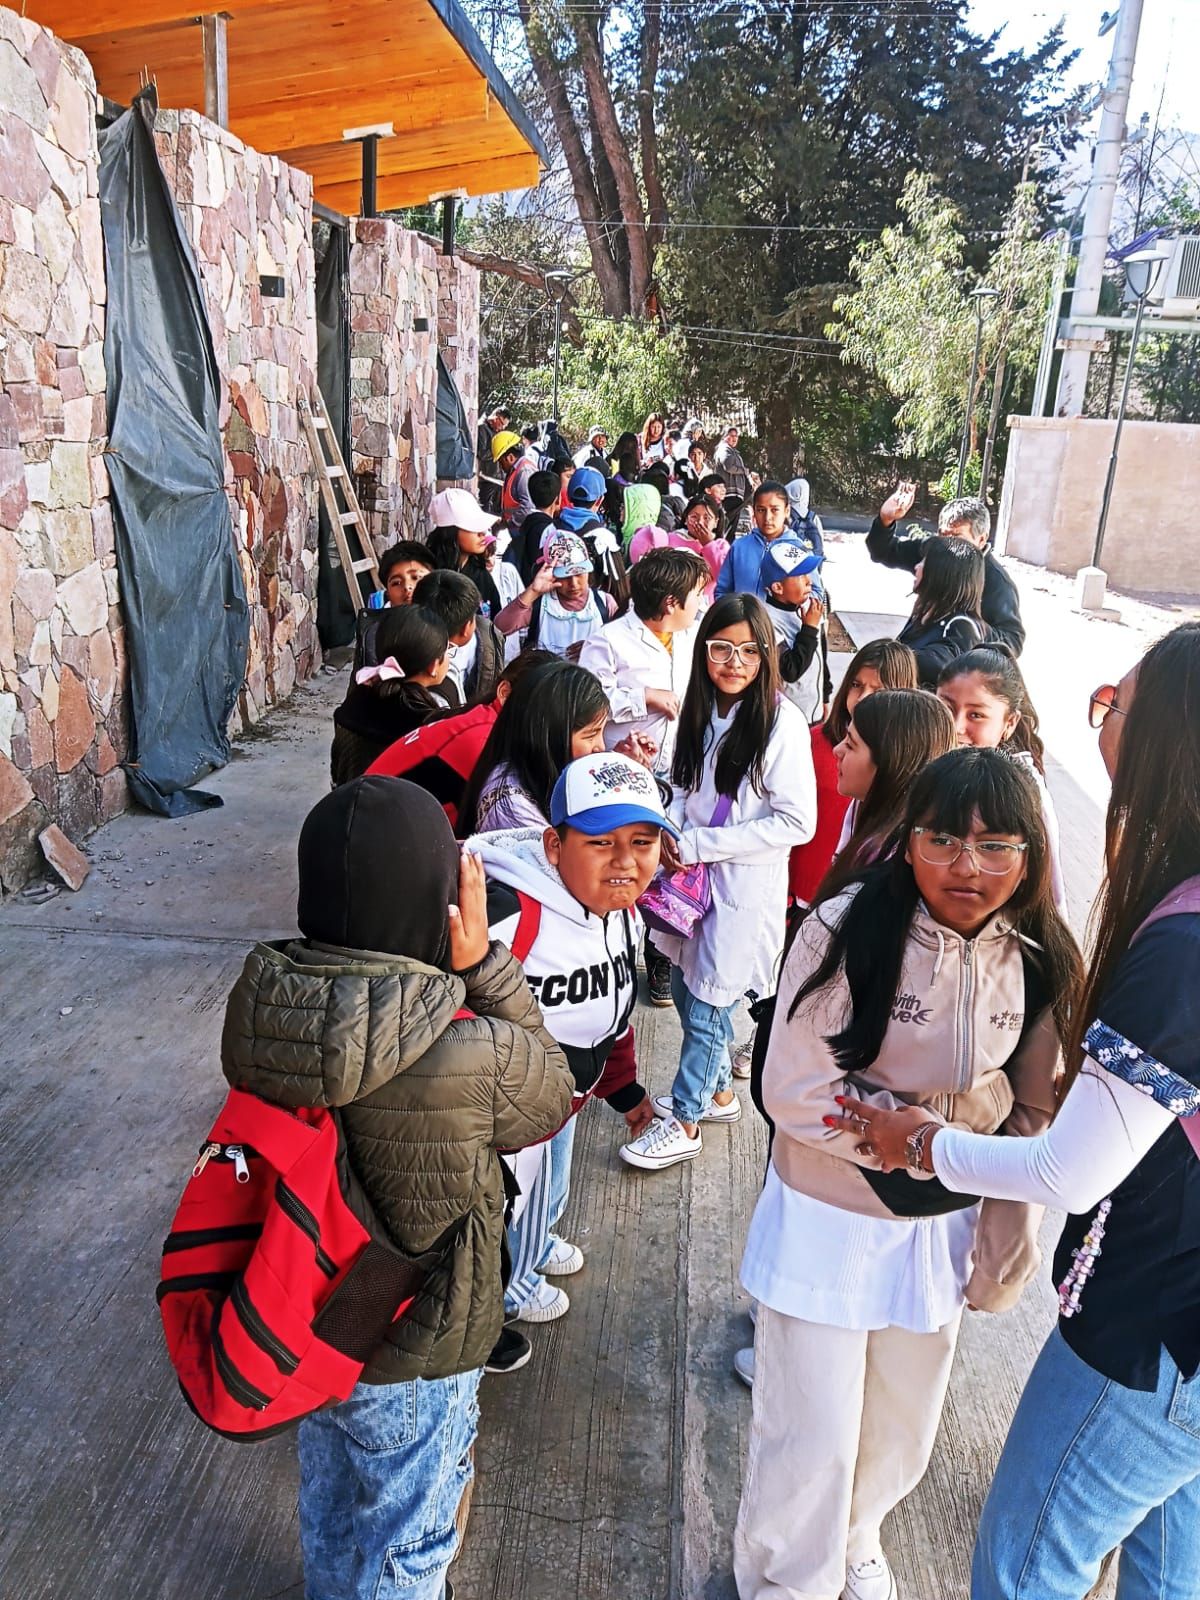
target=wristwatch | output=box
[904,1121,940,1174]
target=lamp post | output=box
[1090,246,1171,571]
[956,287,1000,496]
[546,270,572,422]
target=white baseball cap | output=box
[550,752,679,838]
[430,487,499,534]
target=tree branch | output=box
[639,0,667,255]
[424,238,584,344]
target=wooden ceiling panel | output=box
[317,151,542,212]
[27,0,545,207]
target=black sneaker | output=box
[646,951,673,1007]
[485,1323,532,1375]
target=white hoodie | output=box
[470,827,640,1104]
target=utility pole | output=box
[1053,0,1145,417]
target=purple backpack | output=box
[637,795,732,937]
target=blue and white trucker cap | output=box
[549,752,680,838]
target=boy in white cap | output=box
[760,540,830,726]
[469,752,672,1327]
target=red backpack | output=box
[158,1090,436,1441]
[159,896,544,1441]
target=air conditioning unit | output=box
[1147,236,1200,317]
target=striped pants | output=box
[503,1115,578,1314]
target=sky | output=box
[968,0,1200,131]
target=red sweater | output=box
[788,723,851,905]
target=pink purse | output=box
[637,795,733,937]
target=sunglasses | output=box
[1088,684,1127,730]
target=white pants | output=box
[733,1304,962,1600]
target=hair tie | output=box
[356,656,406,686]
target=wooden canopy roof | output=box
[25,0,546,211]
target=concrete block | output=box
[38,820,89,888]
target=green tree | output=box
[523,318,688,436]
[831,174,1056,487]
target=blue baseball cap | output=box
[549,752,680,838]
[760,540,821,588]
[567,466,606,507]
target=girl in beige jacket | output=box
[734,748,1081,1600]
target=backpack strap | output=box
[941,614,984,643]
[510,890,542,964]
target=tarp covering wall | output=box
[436,352,475,481]
[98,87,249,815]
[314,221,356,648]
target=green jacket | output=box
[221,937,573,1382]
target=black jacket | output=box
[896,613,1000,690]
[866,516,1025,656]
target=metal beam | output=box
[1069,314,1200,337]
[361,134,379,219]
[200,13,229,128]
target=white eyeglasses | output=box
[706,640,762,667]
[911,827,1028,874]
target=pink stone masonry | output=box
[0,7,127,891]
[349,219,439,549]
[153,108,320,726]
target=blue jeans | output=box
[670,965,736,1125]
[297,1369,480,1600]
[972,1327,1200,1599]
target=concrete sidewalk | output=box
[0,535,1161,1596]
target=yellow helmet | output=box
[491,429,523,463]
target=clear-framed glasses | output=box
[706,639,762,668]
[911,827,1028,874]
[1088,683,1126,730]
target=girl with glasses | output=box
[735,747,1081,1600]
[937,644,1067,913]
[620,594,817,1173]
[836,623,1200,1600]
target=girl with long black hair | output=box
[620,594,816,1173]
[734,747,1082,1600]
[896,535,997,687]
[457,659,611,835]
[330,604,453,786]
[839,623,1200,1600]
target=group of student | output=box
[214,415,1200,1600]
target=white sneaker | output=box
[842,1556,897,1600]
[747,1299,758,1327]
[620,1115,703,1171]
[733,1346,755,1388]
[650,1092,742,1124]
[512,1278,570,1324]
[731,1041,753,1079]
[541,1237,584,1276]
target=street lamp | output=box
[1080,245,1172,605]
[956,286,1000,497]
[545,270,572,423]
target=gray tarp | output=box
[98,87,248,815]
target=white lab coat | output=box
[655,697,816,1007]
[578,610,698,776]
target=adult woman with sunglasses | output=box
[620,594,816,1173]
[837,623,1200,1600]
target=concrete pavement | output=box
[2,537,1178,1598]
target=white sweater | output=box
[654,697,816,1006]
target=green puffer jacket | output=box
[220,936,573,1383]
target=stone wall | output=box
[349,219,439,548]
[0,10,126,890]
[436,252,480,489]
[997,415,1200,598]
[152,110,320,722]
